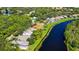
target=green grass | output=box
[64,19,79,51]
[28,18,74,51]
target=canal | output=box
[39,20,73,51]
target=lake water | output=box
[39,20,73,51]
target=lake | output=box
[39,20,73,51]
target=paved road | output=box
[39,20,72,51]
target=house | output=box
[11,27,36,50]
[32,23,44,30]
[72,14,79,17]
[50,17,56,22]
[11,36,29,50]
[63,15,68,18]
[31,17,38,24]
[22,31,33,36]
[46,17,56,23]
[29,10,35,15]
[54,16,64,21]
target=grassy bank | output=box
[28,18,74,51]
[64,19,79,51]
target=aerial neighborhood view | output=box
[0,7,79,51]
